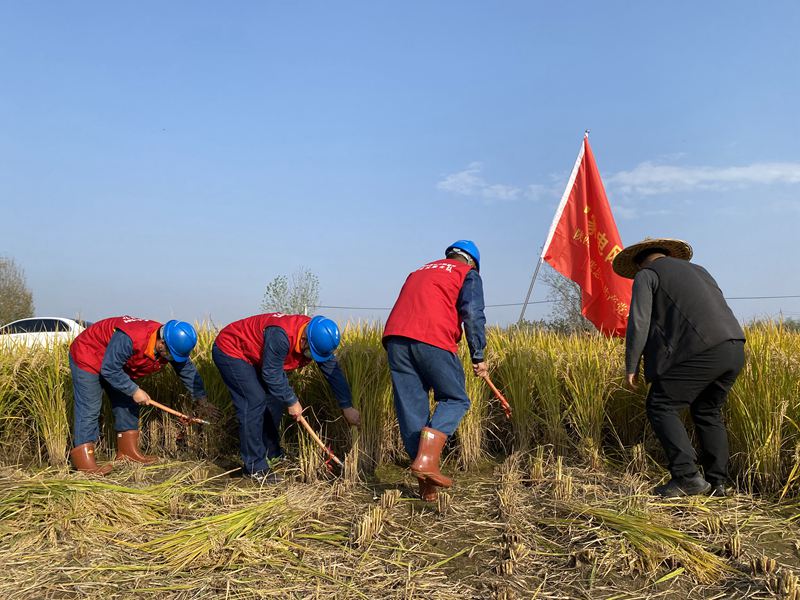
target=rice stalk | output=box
[490,329,536,451]
[137,494,302,570]
[569,501,734,583]
[379,489,401,510]
[0,350,24,455]
[351,505,386,546]
[728,322,800,494]
[456,342,490,470]
[553,455,574,502]
[14,346,71,466]
[0,469,205,550]
[338,322,395,472]
[559,333,620,460]
[1,321,800,503]
[343,429,361,484]
[528,332,568,453]
[529,445,547,481]
[775,569,800,600]
[296,416,326,483]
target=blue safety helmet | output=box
[306,315,341,362]
[162,320,198,363]
[446,240,480,271]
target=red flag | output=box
[541,134,632,336]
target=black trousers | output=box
[646,340,745,484]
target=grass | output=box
[13,346,71,466]
[490,328,538,452]
[454,342,490,470]
[527,331,568,453]
[1,321,799,495]
[6,454,798,598]
[559,333,621,463]
[2,321,800,596]
[727,322,800,494]
[336,322,396,473]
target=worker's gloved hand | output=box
[287,400,303,419]
[132,388,152,405]
[342,406,361,427]
[472,361,489,377]
[194,397,221,421]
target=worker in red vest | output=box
[212,313,360,483]
[69,316,217,474]
[383,240,488,502]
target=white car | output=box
[0,317,92,349]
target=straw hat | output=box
[612,237,693,279]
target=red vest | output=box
[70,316,166,378]
[214,313,312,370]
[383,259,473,352]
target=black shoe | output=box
[246,470,283,485]
[654,474,711,498]
[708,483,728,497]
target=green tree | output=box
[540,265,593,334]
[747,316,800,332]
[784,317,800,332]
[261,267,320,315]
[0,256,34,325]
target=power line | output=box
[312,295,800,312]
[725,295,800,300]
[313,305,393,311]
[484,301,555,307]
[313,300,556,310]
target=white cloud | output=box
[437,158,800,213]
[436,163,555,203]
[436,162,486,196]
[608,161,800,196]
[614,203,677,220]
[612,204,640,220]
[526,184,550,202]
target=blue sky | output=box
[1,2,798,327]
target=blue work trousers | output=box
[212,344,284,475]
[70,356,140,446]
[385,337,470,460]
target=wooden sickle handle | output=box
[295,413,344,467]
[146,398,211,425]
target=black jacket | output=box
[638,257,745,381]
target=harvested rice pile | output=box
[2,452,800,599]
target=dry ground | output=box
[2,452,800,600]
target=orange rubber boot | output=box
[417,477,439,502]
[115,430,158,464]
[70,442,113,475]
[409,427,453,488]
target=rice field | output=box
[1,322,799,599]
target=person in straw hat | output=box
[613,238,745,498]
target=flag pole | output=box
[517,131,590,325]
[517,252,544,324]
